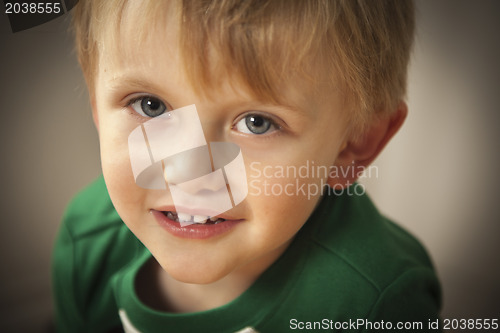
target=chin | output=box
[159,258,234,285]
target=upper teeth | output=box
[165,211,225,224]
[177,212,193,223]
[193,215,209,223]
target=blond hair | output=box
[73,0,414,135]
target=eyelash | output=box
[125,94,170,119]
[232,112,283,137]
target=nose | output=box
[162,145,224,193]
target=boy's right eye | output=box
[129,96,168,118]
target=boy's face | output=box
[93,4,350,284]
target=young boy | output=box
[53,0,441,332]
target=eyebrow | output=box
[107,76,168,95]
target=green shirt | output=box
[53,177,441,332]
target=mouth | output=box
[162,211,227,225]
[153,208,242,239]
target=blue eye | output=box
[130,96,167,117]
[235,114,276,135]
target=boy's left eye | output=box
[129,96,168,117]
[235,114,277,135]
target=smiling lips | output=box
[152,209,243,239]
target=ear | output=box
[328,101,408,189]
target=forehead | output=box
[107,1,179,72]
[97,2,183,93]
[97,0,340,114]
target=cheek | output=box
[246,162,327,239]
[98,114,148,223]
[100,128,133,190]
[244,179,319,257]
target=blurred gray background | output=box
[0,1,499,331]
